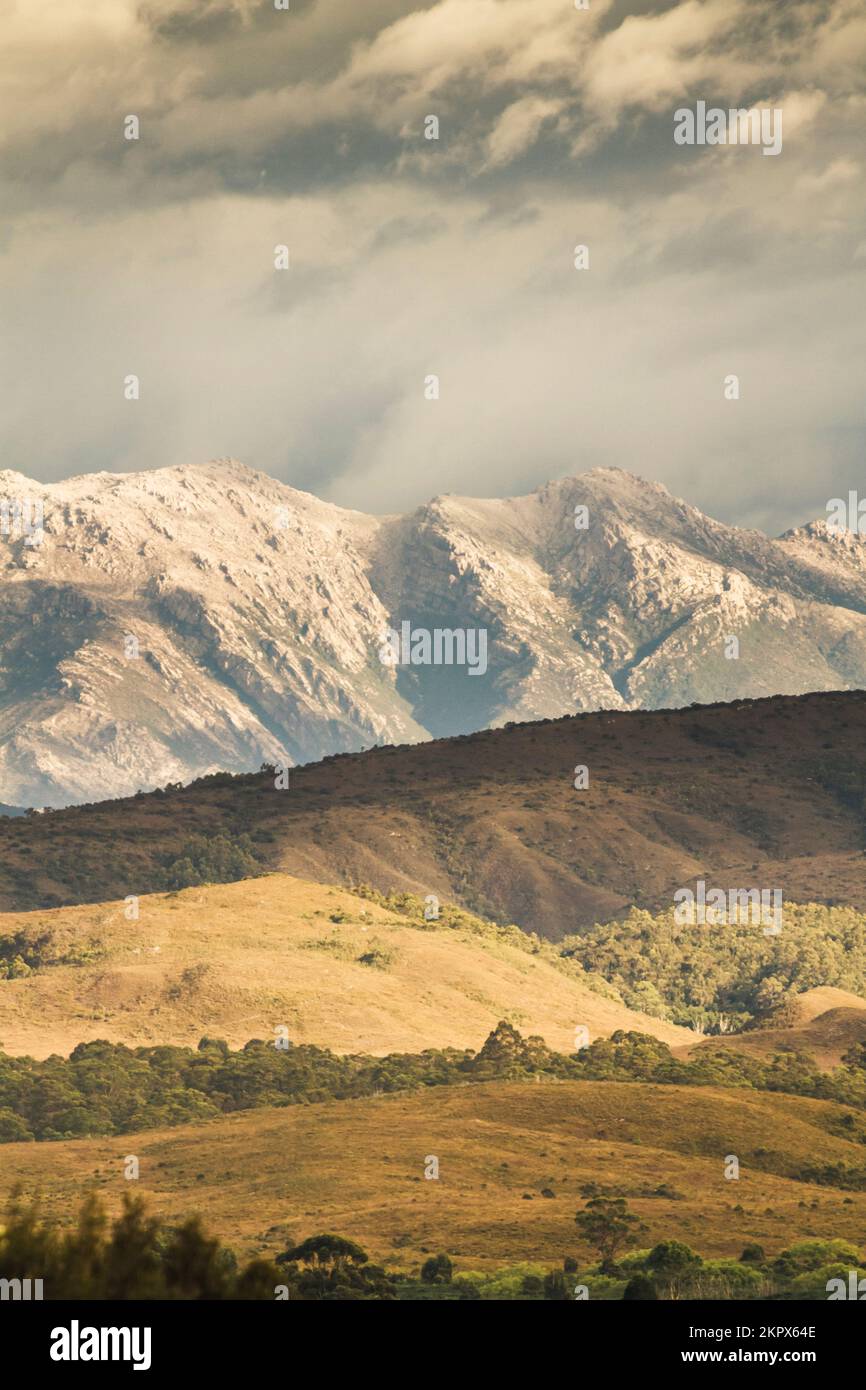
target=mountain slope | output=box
[4,461,866,805]
[0,460,426,807]
[2,689,866,937]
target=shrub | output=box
[420,1253,453,1285]
[623,1274,657,1300]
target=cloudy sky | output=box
[1,0,863,533]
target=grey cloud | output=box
[0,0,863,538]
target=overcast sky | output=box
[1,0,863,534]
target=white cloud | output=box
[483,96,566,169]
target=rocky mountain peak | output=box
[1,461,865,806]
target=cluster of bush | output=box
[560,902,866,1033]
[564,1197,866,1302]
[0,1024,559,1140]
[157,833,263,890]
[0,1191,280,1300]
[413,1201,866,1301]
[0,927,105,979]
[5,1022,866,1153]
[0,1194,453,1302]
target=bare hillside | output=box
[0,873,691,1058]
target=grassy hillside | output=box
[685,992,866,1070]
[4,1079,866,1273]
[0,874,692,1059]
[2,689,866,937]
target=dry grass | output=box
[0,873,692,1058]
[3,1079,865,1272]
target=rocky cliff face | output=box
[1,460,864,806]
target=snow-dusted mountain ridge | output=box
[1,460,863,805]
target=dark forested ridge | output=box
[7,1022,866,1167]
[2,690,866,936]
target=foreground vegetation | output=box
[2,1191,861,1301]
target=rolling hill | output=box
[0,873,692,1059]
[684,988,866,1070]
[2,688,866,938]
[4,1079,866,1273]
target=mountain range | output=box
[2,459,865,807]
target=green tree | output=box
[575,1197,647,1274]
[623,1273,657,1300]
[543,1269,571,1300]
[0,1191,282,1299]
[162,1216,233,1299]
[277,1233,369,1270]
[740,1243,765,1264]
[646,1240,702,1294]
[420,1253,453,1285]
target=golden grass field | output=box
[3,1079,866,1273]
[0,873,694,1058]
